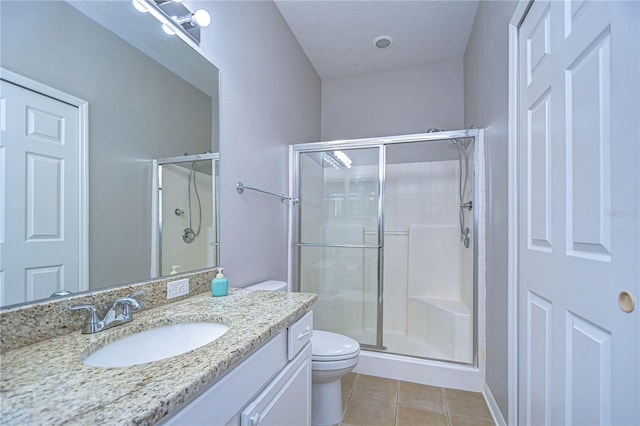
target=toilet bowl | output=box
[245,281,361,426]
[311,330,360,426]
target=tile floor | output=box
[340,373,495,426]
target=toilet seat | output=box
[312,330,360,361]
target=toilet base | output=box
[312,379,343,426]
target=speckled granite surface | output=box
[0,269,217,352]
[0,289,317,425]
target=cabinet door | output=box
[160,331,287,425]
[241,343,312,426]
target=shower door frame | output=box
[291,143,386,349]
[290,129,483,366]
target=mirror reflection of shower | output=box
[182,161,203,244]
[152,152,220,276]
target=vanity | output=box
[0,277,316,425]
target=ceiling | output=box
[274,0,479,80]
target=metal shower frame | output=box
[154,152,220,275]
[289,128,483,367]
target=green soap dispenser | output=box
[211,267,228,297]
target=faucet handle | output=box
[114,296,142,310]
[126,289,144,298]
[69,304,101,334]
[110,296,143,321]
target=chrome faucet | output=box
[69,291,143,334]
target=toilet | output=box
[246,281,360,426]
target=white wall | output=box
[321,58,464,141]
[192,0,321,286]
[463,0,518,418]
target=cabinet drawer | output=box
[288,310,313,360]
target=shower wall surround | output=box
[384,157,475,363]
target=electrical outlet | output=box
[167,278,189,299]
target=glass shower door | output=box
[295,147,382,348]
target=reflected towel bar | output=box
[236,182,299,204]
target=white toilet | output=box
[246,281,360,426]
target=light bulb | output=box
[162,23,176,35]
[132,0,148,13]
[192,9,211,27]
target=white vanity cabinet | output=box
[162,310,313,426]
[240,344,311,426]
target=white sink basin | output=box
[83,322,230,368]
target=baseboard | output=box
[483,383,506,426]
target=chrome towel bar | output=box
[236,182,299,204]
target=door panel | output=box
[565,29,611,260]
[518,1,639,424]
[0,80,81,305]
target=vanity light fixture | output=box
[173,9,212,28]
[132,0,211,45]
[132,0,149,13]
[162,23,176,35]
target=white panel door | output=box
[518,1,639,425]
[0,80,82,305]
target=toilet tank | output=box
[245,280,287,292]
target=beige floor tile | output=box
[397,406,449,426]
[342,373,357,408]
[342,396,397,426]
[352,374,399,403]
[398,381,446,413]
[342,373,358,396]
[342,390,351,410]
[449,414,495,426]
[444,389,493,421]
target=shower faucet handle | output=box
[461,201,473,211]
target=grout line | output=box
[394,379,400,426]
[443,387,452,426]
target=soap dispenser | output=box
[170,265,180,275]
[211,267,228,297]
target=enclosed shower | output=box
[291,130,485,382]
[151,153,220,276]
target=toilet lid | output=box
[312,330,360,361]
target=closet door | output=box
[517,1,639,424]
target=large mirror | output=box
[0,1,220,307]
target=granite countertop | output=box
[0,289,317,425]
